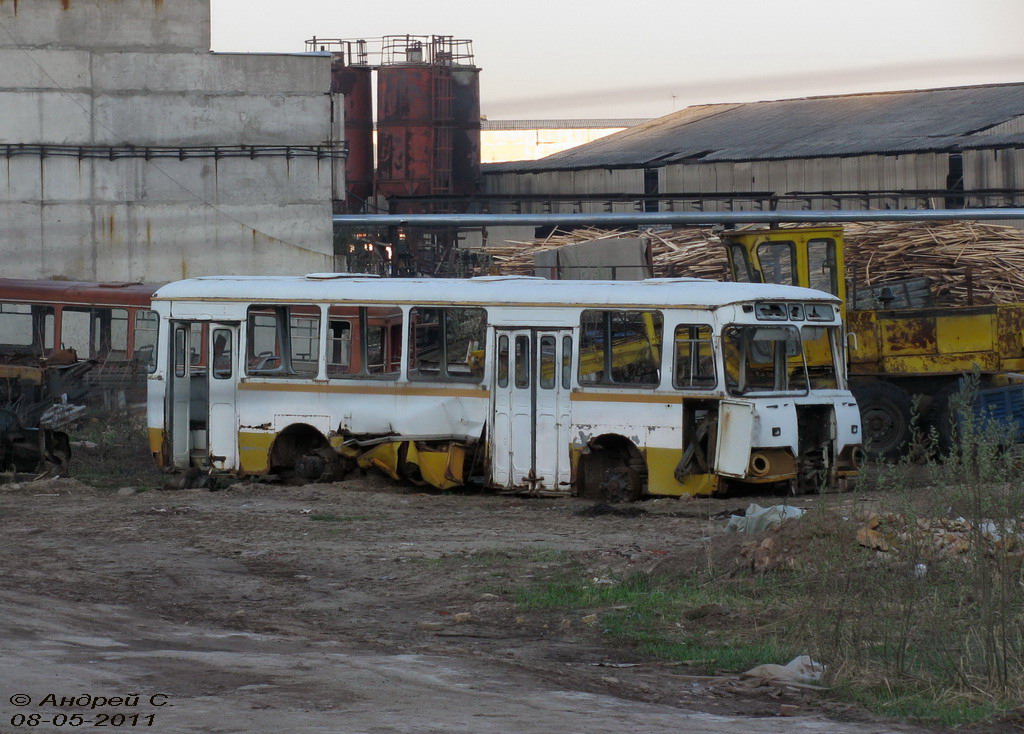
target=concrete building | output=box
[0,0,342,281]
[478,83,1024,244]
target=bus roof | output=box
[0,278,159,308]
[153,275,840,309]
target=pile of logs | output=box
[484,221,1024,305]
[484,227,730,279]
[841,221,1024,305]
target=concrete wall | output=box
[0,0,338,281]
[0,0,210,52]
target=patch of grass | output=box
[833,683,1010,727]
[515,573,794,673]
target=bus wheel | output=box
[852,382,912,460]
[577,441,644,502]
[289,448,346,484]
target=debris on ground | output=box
[725,504,805,533]
[741,655,826,686]
[854,511,1024,560]
[0,476,95,495]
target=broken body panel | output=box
[148,275,861,497]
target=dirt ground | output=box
[0,463,931,734]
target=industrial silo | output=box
[451,66,481,196]
[308,38,375,212]
[376,35,480,199]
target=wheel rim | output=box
[862,404,904,454]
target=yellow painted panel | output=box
[645,446,719,497]
[239,381,489,399]
[571,391,684,405]
[879,317,936,356]
[848,312,879,365]
[237,431,275,473]
[414,444,466,491]
[881,352,1000,375]
[358,443,401,480]
[147,428,164,455]
[935,314,994,354]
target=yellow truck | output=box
[721,226,1024,458]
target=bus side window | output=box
[327,306,403,378]
[60,308,92,359]
[247,306,284,374]
[246,305,321,377]
[409,307,486,382]
[446,308,486,379]
[0,303,54,356]
[367,307,402,377]
[579,309,662,387]
[91,308,129,360]
[289,307,320,378]
[327,319,353,375]
[133,310,159,373]
[673,324,715,389]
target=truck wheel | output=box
[852,382,912,460]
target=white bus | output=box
[147,274,862,497]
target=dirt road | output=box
[0,476,921,733]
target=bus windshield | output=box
[723,324,841,395]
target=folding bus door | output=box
[490,328,573,493]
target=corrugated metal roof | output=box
[485,83,1024,173]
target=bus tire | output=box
[852,382,912,460]
[577,437,644,502]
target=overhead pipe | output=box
[333,208,1024,227]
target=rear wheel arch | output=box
[576,433,646,502]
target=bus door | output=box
[490,328,573,493]
[167,321,194,469]
[207,323,240,470]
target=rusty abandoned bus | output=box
[147,274,863,497]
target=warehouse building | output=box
[0,0,342,282]
[476,83,1024,244]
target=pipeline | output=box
[333,208,1024,228]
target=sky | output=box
[209,0,1024,120]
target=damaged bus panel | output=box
[147,275,862,497]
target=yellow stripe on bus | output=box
[570,392,684,405]
[237,381,490,399]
